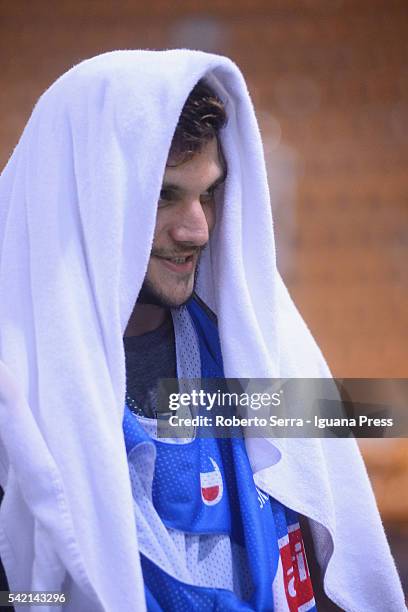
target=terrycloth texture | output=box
[0,50,405,611]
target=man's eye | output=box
[159,189,178,207]
[159,189,175,202]
[200,189,216,204]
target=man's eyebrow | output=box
[161,169,227,193]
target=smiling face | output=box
[138,138,225,308]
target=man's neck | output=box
[124,304,169,337]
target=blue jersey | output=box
[123,297,317,611]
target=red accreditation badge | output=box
[278,521,316,611]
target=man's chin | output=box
[136,281,194,309]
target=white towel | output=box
[0,50,405,611]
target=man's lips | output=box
[153,253,196,274]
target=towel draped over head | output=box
[0,50,405,611]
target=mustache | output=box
[151,246,203,259]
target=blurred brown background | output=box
[1,0,407,597]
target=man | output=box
[0,51,405,611]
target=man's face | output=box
[139,138,225,308]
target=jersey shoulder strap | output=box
[191,293,218,325]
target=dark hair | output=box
[168,79,227,165]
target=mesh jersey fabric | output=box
[123,298,316,611]
[124,303,250,597]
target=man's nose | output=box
[169,199,210,246]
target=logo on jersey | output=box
[200,457,223,505]
[255,486,269,509]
